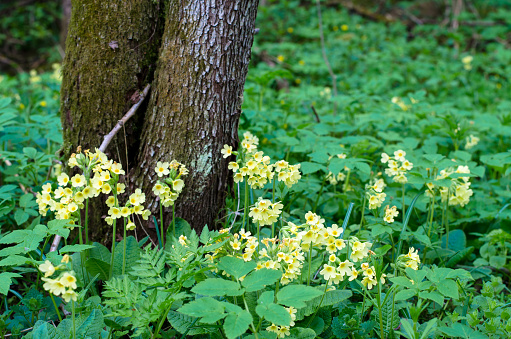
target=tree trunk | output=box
[60,0,161,240]
[60,0,72,52]
[60,0,259,242]
[133,0,259,232]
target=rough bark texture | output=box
[133,0,260,232]
[60,0,161,240]
[60,0,72,50]
[61,0,260,242]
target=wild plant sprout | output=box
[152,160,188,243]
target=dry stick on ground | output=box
[316,0,338,115]
[49,84,151,252]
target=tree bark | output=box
[60,0,161,240]
[133,0,259,232]
[61,0,260,241]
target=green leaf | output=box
[19,193,34,208]
[167,311,206,335]
[437,279,459,300]
[441,229,466,251]
[394,289,416,301]
[0,254,31,267]
[217,256,256,280]
[300,162,326,175]
[89,242,111,263]
[390,276,415,289]
[14,209,29,225]
[84,258,110,281]
[47,219,72,238]
[255,291,291,326]
[223,310,253,339]
[191,278,243,297]
[178,297,227,324]
[112,236,141,277]
[0,272,22,295]
[59,244,94,254]
[242,269,282,292]
[277,285,323,308]
[419,291,444,306]
[76,309,104,338]
[23,147,38,159]
[288,327,316,339]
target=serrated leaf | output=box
[0,254,31,267]
[0,272,22,295]
[191,278,243,296]
[288,327,316,339]
[242,268,282,292]
[217,256,256,280]
[223,310,253,339]
[277,285,323,308]
[437,279,459,299]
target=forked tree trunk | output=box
[61,0,259,241]
[133,0,259,231]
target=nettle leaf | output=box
[277,285,323,308]
[59,244,94,254]
[217,256,256,280]
[255,291,291,326]
[223,310,253,339]
[242,268,282,292]
[0,272,22,295]
[178,297,227,324]
[191,278,243,296]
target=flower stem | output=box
[402,183,406,224]
[109,218,116,278]
[160,200,164,248]
[173,204,176,239]
[72,300,76,339]
[84,199,89,244]
[242,181,249,230]
[122,218,127,275]
[50,294,62,322]
[307,245,313,286]
[306,281,329,327]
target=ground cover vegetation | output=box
[1,0,511,338]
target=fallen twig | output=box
[50,84,151,253]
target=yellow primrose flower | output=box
[155,161,170,177]
[62,289,78,303]
[57,173,69,187]
[221,145,233,158]
[60,271,77,289]
[39,260,56,277]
